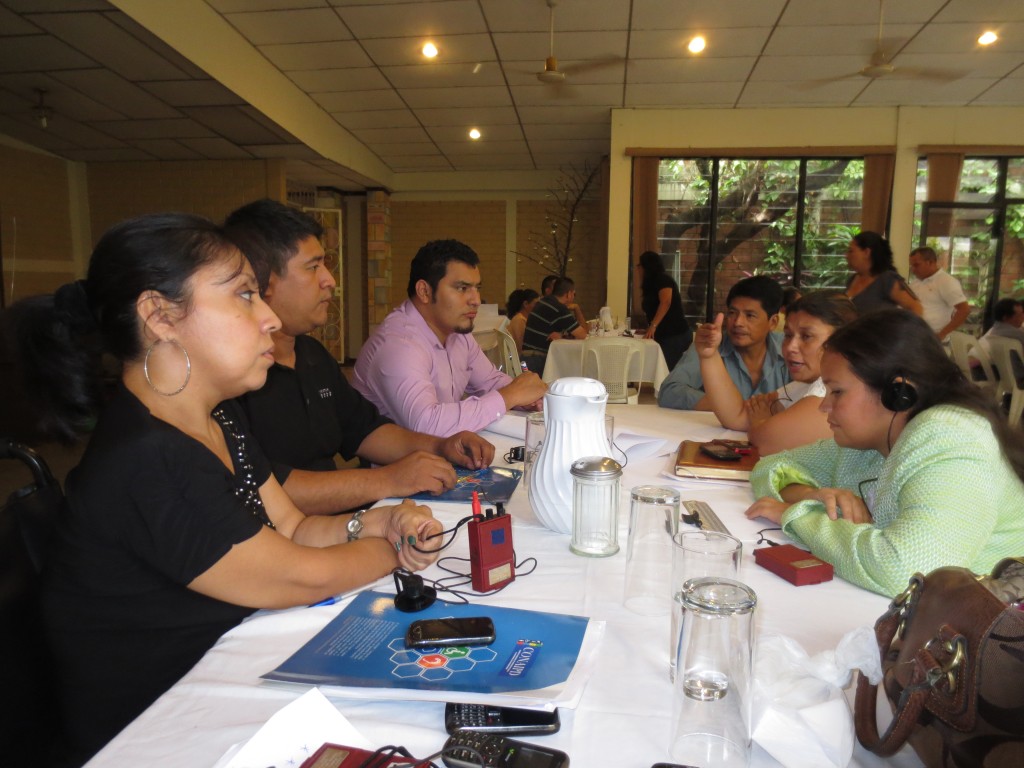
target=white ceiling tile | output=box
[314,89,406,111]
[381,61,506,89]
[780,0,944,26]
[511,83,623,107]
[4,1,111,13]
[225,9,351,45]
[182,106,287,144]
[337,0,486,39]
[437,138,528,155]
[363,141,439,155]
[0,72,123,120]
[523,122,611,140]
[209,0,331,11]
[401,85,512,108]
[853,77,999,106]
[479,0,629,33]
[624,81,742,107]
[632,0,786,31]
[533,152,605,169]
[415,105,519,126]
[448,153,533,170]
[244,143,323,159]
[362,33,495,66]
[935,0,1024,23]
[287,67,391,92]
[130,139,205,160]
[91,118,215,140]
[28,12,191,81]
[0,4,42,34]
[52,69,182,118]
[61,147,155,162]
[504,59,625,87]
[630,28,770,59]
[626,58,756,85]
[177,136,255,159]
[528,138,609,155]
[349,125,431,143]
[140,80,245,107]
[493,31,628,62]
[749,56,872,83]
[893,52,1024,79]
[260,40,373,70]
[737,80,866,107]
[333,108,419,129]
[427,123,523,142]
[764,24,919,57]
[388,155,453,171]
[971,79,1024,103]
[0,35,95,72]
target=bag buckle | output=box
[924,635,966,694]
[893,574,924,640]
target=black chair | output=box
[1,438,65,765]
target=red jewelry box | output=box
[753,544,834,586]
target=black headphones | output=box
[881,375,918,412]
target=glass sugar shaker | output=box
[569,456,622,557]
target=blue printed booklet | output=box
[262,591,603,709]
[408,467,522,504]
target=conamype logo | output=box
[500,639,542,678]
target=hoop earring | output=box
[144,339,191,396]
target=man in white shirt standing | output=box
[909,246,970,341]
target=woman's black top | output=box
[41,385,269,764]
[642,272,689,341]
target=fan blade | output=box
[561,56,625,76]
[796,72,861,91]
[895,66,968,82]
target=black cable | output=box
[410,514,477,554]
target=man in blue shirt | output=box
[658,276,788,410]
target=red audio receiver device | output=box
[468,508,515,592]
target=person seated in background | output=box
[979,297,1024,386]
[638,249,691,369]
[746,310,1024,597]
[658,275,788,411]
[909,245,970,341]
[521,276,588,372]
[699,291,857,455]
[540,274,558,296]
[224,201,493,516]
[353,239,546,436]
[7,214,442,765]
[844,231,922,316]
[506,287,539,360]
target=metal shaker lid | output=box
[570,456,622,478]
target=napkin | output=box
[751,627,881,768]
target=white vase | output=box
[528,377,612,534]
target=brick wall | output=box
[515,198,606,320]
[0,143,75,303]
[87,159,285,243]
[390,200,507,309]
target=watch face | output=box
[347,514,364,539]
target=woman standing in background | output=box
[639,250,691,369]
[844,231,922,316]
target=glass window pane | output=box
[959,158,1000,204]
[1000,203,1024,300]
[1007,159,1024,201]
[658,159,711,326]
[799,159,863,291]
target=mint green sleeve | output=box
[750,439,842,500]
[782,409,1014,597]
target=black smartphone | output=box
[700,443,742,461]
[445,703,560,736]
[711,438,753,455]
[651,764,698,768]
[405,617,496,648]
[442,731,569,768]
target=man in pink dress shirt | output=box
[353,240,547,436]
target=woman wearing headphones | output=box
[746,309,1024,596]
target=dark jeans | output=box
[657,329,693,370]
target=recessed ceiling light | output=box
[422,42,439,58]
[688,36,706,54]
[978,31,998,46]
[469,128,481,140]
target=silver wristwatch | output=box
[346,510,365,542]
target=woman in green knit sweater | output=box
[746,309,1024,596]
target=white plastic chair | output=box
[949,331,996,401]
[496,327,523,378]
[986,336,1024,427]
[473,327,522,377]
[582,337,641,404]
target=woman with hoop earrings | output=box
[7,214,442,766]
[698,291,857,455]
[745,310,1024,596]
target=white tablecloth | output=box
[542,337,671,394]
[86,407,921,768]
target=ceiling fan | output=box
[804,0,965,87]
[534,0,622,86]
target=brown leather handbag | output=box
[854,558,1024,767]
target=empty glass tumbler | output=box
[569,456,622,557]
[623,486,680,615]
[670,577,757,768]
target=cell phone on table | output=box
[711,438,753,455]
[442,731,568,768]
[445,703,560,736]
[406,617,496,648]
[699,443,742,461]
[651,763,698,768]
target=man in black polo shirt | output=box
[522,276,588,372]
[225,200,494,515]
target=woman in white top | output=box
[506,287,540,359]
[701,291,857,454]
